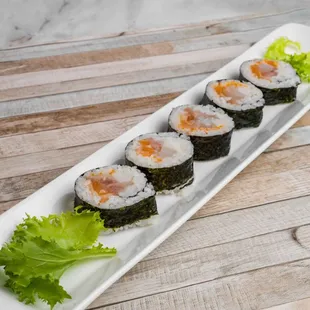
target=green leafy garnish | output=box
[264,36,310,82]
[0,210,116,309]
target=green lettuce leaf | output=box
[0,210,116,309]
[2,238,115,280]
[11,209,106,249]
[5,275,71,309]
[264,36,310,82]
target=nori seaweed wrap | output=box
[125,132,194,193]
[74,165,158,232]
[200,79,264,129]
[168,104,234,161]
[240,59,300,105]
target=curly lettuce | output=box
[0,210,116,309]
[264,36,310,82]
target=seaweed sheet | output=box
[168,125,233,161]
[125,157,194,192]
[74,194,158,229]
[240,73,298,105]
[200,94,263,129]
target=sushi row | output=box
[74,58,301,232]
[201,58,300,128]
[75,133,195,232]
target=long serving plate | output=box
[1,23,310,310]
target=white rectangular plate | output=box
[1,23,310,310]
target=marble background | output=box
[0,0,309,49]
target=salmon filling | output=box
[88,170,133,203]
[136,138,175,162]
[213,81,247,105]
[250,59,278,80]
[178,107,223,133]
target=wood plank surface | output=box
[0,34,254,76]
[292,111,310,128]
[0,92,179,137]
[0,74,205,118]
[0,47,241,101]
[265,298,310,310]
[0,142,104,179]
[1,13,310,310]
[0,200,21,215]
[0,115,145,157]
[95,258,310,310]
[0,42,176,75]
[147,195,310,261]
[0,46,246,90]
[0,61,211,102]
[268,126,310,151]
[90,224,310,307]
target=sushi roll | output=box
[168,104,234,161]
[74,165,158,231]
[240,59,300,105]
[200,79,264,129]
[125,132,194,193]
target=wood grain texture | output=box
[292,111,310,128]
[0,26,268,76]
[0,46,246,91]
[0,200,20,215]
[0,142,104,179]
[0,115,145,158]
[0,48,242,102]
[0,168,66,202]
[0,92,179,137]
[90,227,310,308]
[265,298,310,310]
[194,143,310,218]
[0,30,259,76]
[268,126,310,152]
[0,42,174,76]
[0,60,217,102]
[94,258,310,310]
[0,73,206,118]
[294,225,310,250]
[147,195,310,261]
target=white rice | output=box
[169,104,234,137]
[125,132,194,169]
[75,165,155,210]
[206,80,264,111]
[158,175,194,195]
[240,59,300,89]
[102,215,159,235]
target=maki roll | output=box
[201,79,264,129]
[240,59,300,105]
[125,132,194,193]
[168,104,234,161]
[74,165,157,231]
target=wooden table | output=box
[1,10,310,310]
